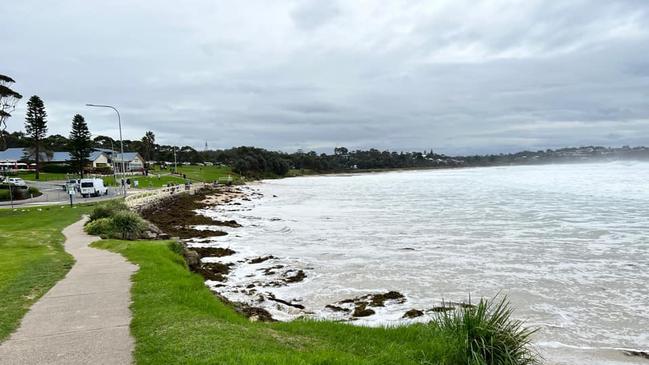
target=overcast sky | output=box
[3,1,649,155]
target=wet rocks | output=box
[367,291,405,307]
[198,262,232,282]
[267,294,305,309]
[402,309,424,318]
[283,270,307,283]
[261,265,285,276]
[325,304,350,313]
[139,186,240,239]
[243,307,275,322]
[249,255,276,264]
[326,291,407,319]
[192,247,235,257]
[352,303,375,317]
[428,306,455,313]
[623,350,649,360]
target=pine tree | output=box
[68,114,92,177]
[0,74,23,150]
[24,95,48,179]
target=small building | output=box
[0,147,115,172]
[112,152,145,172]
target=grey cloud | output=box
[3,0,649,155]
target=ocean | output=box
[195,162,649,364]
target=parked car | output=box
[6,177,27,187]
[79,178,108,197]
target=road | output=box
[0,180,128,208]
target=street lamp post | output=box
[86,104,127,197]
[108,139,118,185]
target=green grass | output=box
[12,171,72,181]
[103,175,186,189]
[0,204,94,341]
[152,165,240,183]
[92,239,470,365]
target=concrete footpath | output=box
[0,218,137,364]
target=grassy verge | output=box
[92,239,469,365]
[0,204,94,341]
[103,175,186,189]
[12,171,71,181]
[152,165,240,183]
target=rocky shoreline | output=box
[139,185,478,324]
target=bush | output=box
[27,187,41,197]
[435,296,539,365]
[42,164,73,173]
[87,166,113,175]
[84,217,114,237]
[0,185,38,201]
[111,211,148,240]
[88,200,128,222]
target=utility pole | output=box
[173,146,177,174]
[86,104,126,197]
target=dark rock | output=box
[198,262,231,281]
[267,295,305,309]
[283,270,306,283]
[624,350,649,360]
[352,303,375,317]
[403,309,424,318]
[368,291,405,307]
[192,247,235,258]
[249,255,276,264]
[241,307,275,322]
[429,306,455,313]
[447,301,476,309]
[183,249,201,270]
[325,305,351,313]
[261,265,285,276]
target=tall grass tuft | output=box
[436,295,539,365]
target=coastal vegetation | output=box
[5,127,649,181]
[85,200,148,240]
[0,204,93,341]
[91,237,539,365]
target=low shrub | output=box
[84,217,114,238]
[0,185,39,201]
[88,200,128,222]
[27,187,41,197]
[42,164,73,173]
[435,296,539,365]
[111,210,148,240]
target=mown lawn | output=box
[103,174,186,189]
[91,239,467,365]
[0,204,94,341]
[153,165,240,183]
[12,171,72,181]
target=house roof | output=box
[0,148,107,163]
[113,152,142,162]
[0,148,25,162]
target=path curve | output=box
[0,217,137,364]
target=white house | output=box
[112,152,145,172]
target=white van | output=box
[79,178,108,197]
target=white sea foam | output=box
[198,162,649,364]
